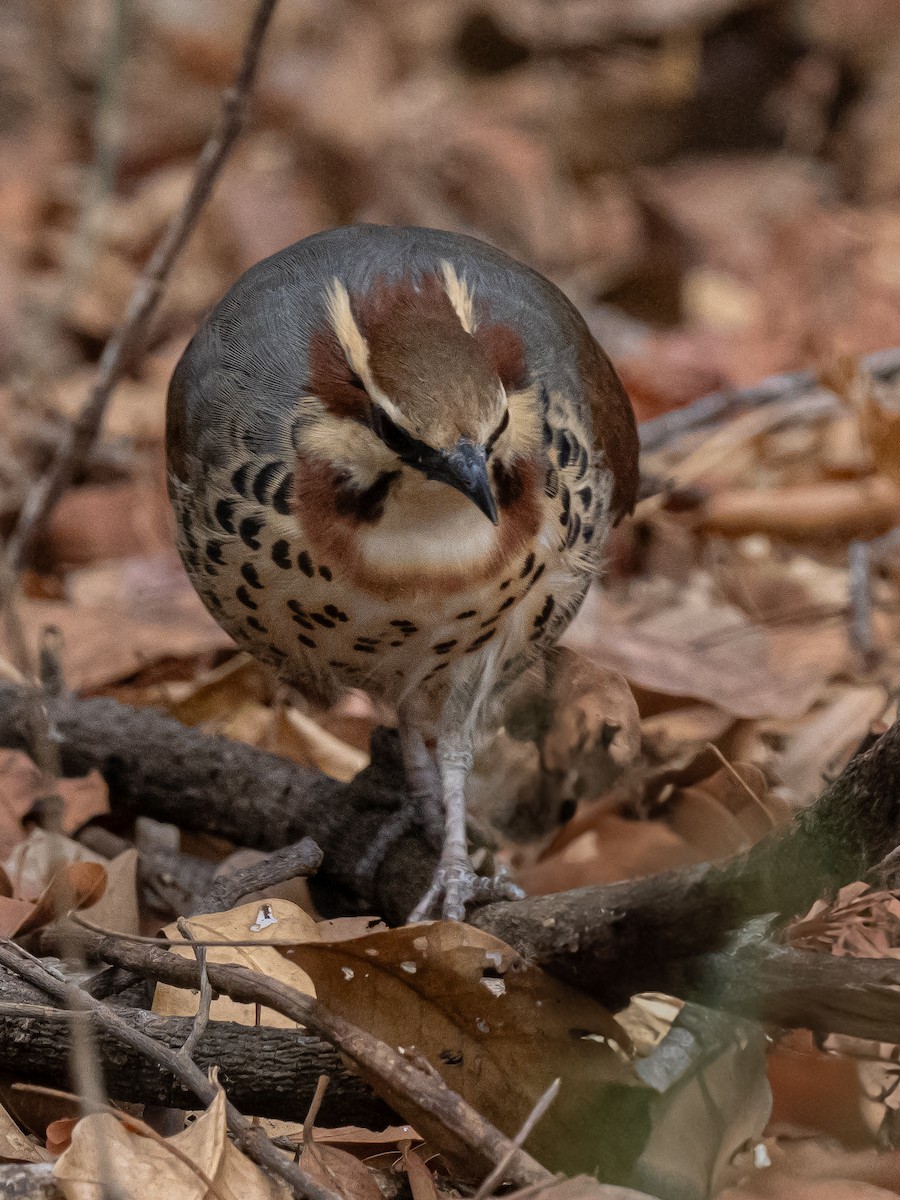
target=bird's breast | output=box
[293,454,543,601]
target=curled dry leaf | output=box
[153,898,319,1028]
[53,1084,287,1200]
[282,920,634,1176]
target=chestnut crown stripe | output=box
[306,270,528,428]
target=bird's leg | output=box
[408,731,524,923]
[397,710,444,847]
[353,707,443,891]
[408,733,472,922]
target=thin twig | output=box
[199,837,324,914]
[4,0,279,573]
[175,918,212,1063]
[0,940,339,1200]
[637,344,900,453]
[848,538,877,669]
[472,1078,560,1200]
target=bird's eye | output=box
[372,406,419,458]
[486,409,510,456]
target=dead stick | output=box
[54,925,552,1188]
[0,941,339,1200]
[3,0,279,573]
[638,344,900,453]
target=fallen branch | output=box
[4,685,900,1027]
[0,980,393,1126]
[473,715,900,1008]
[0,683,433,923]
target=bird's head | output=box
[297,265,543,533]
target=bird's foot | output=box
[408,855,524,923]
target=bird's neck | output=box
[294,454,543,599]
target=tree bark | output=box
[0,972,394,1126]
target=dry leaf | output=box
[77,849,140,937]
[300,1139,382,1200]
[402,1143,440,1200]
[153,898,319,1027]
[0,750,108,858]
[53,1084,287,1200]
[283,920,634,1176]
[565,588,832,722]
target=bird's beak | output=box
[421,439,499,525]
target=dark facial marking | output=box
[298,634,317,649]
[319,565,333,581]
[390,639,403,647]
[205,539,225,565]
[246,616,268,634]
[298,551,315,577]
[241,563,263,589]
[271,539,292,569]
[355,636,379,646]
[456,610,476,620]
[324,604,348,621]
[353,642,378,654]
[522,562,546,596]
[292,614,316,630]
[239,516,264,549]
[311,613,336,628]
[215,499,237,534]
[485,409,510,457]
[252,461,282,504]
[520,552,535,578]
[493,459,524,508]
[433,639,458,654]
[333,470,401,524]
[499,578,512,590]
[583,524,595,543]
[390,619,417,631]
[555,431,572,469]
[577,485,593,508]
[559,486,571,526]
[236,585,258,610]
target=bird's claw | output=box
[408,858,523,923]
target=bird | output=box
[166,224,638,921]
